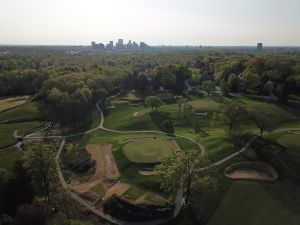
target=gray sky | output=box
[0,0,300,46]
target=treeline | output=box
[211,55,300,102]
[1,51,300,121]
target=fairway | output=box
[0,148,23,170]
[208,181,300,225]
[123,139,173,163]
[0,96,29,113]
[276,133,300,148]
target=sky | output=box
[0,0,300,46]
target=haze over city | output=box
[0,0,300,46]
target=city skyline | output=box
[0,0,300,46]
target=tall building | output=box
[116,39,124,49]
[257,43,263,50]
[140,42,148,50]
[127,40,133,49]
[106,41,113,49]
[132,41,139,49]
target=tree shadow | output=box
[149,111,174,134]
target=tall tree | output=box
[24,144,57,202]
[145,96,163,111]
[156,150,217,209]
[202,81,215,96]
[175,95,184,119]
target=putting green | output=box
[123,139,173,163]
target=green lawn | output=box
[0,96,29,112]
[123,139,174,163]
[208,181,300,225]
[91,183,105,198]
[124,185,168,206]
[268,132,300,149]
[0,148,23,170]
[0,101,43,122]
[124,185,145,200]
[0,121,45,148]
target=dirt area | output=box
[167,139,182,154]
[72,144,119,195]
[103,183,131,201]
[225,169,274,180]
[133,111,145,117]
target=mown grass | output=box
[0,101,44,122]
[0,96,30,112]
[123,139,173,163]
[207,181,300,225]
[0,148,23,170]
[0,121,45,148]
[91,183,105,198]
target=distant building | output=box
[257,43,263,50]
[140,42,148,50]
[106,41,114,49]
[127,40,133,49]
[132,41,139,49]
[91,41,105,50]
[116,39,124,49]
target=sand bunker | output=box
[225,162,278,181]
[133,111,145,117]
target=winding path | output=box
[12,93,295,225]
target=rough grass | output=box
[207,181,300,225]
[91,183,105,198]
[0,148,22,170]
[0,96,29,112]
[124,185,145,200]
[123,139,174,163]
[0,101,43,122]
[0,121,45,148]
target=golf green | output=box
[123,139,173,163]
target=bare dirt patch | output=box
[225,169,274,180]
[133,111,145,117]
[167,139,182,154]
[72,144,119,195]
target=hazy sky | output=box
[0,0,300,46]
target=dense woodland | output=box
[1,50,300,121]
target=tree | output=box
[215,100,247,137]
[13,160,35,205]
[175,95,184,119]
[228,74,239,92]
[220,79,230,96]
[263,81,274,96]
[251,110,276,137]
[52,187,82,221]
[145,96,163,111]
[202,81,215,96]
[240,71,261,92]
[24,144,57,202]
[156,150,217,209]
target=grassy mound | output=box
[123,139,173,163]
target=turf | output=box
[274,133,300,148]
[125,185,145,200]
[0,148,23,170]
[0,121,45,148]
[123,139,174,163]
[0,101,43,122]
[0,96,29,112]
[91,183,105,198]
[207,181,300,225]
